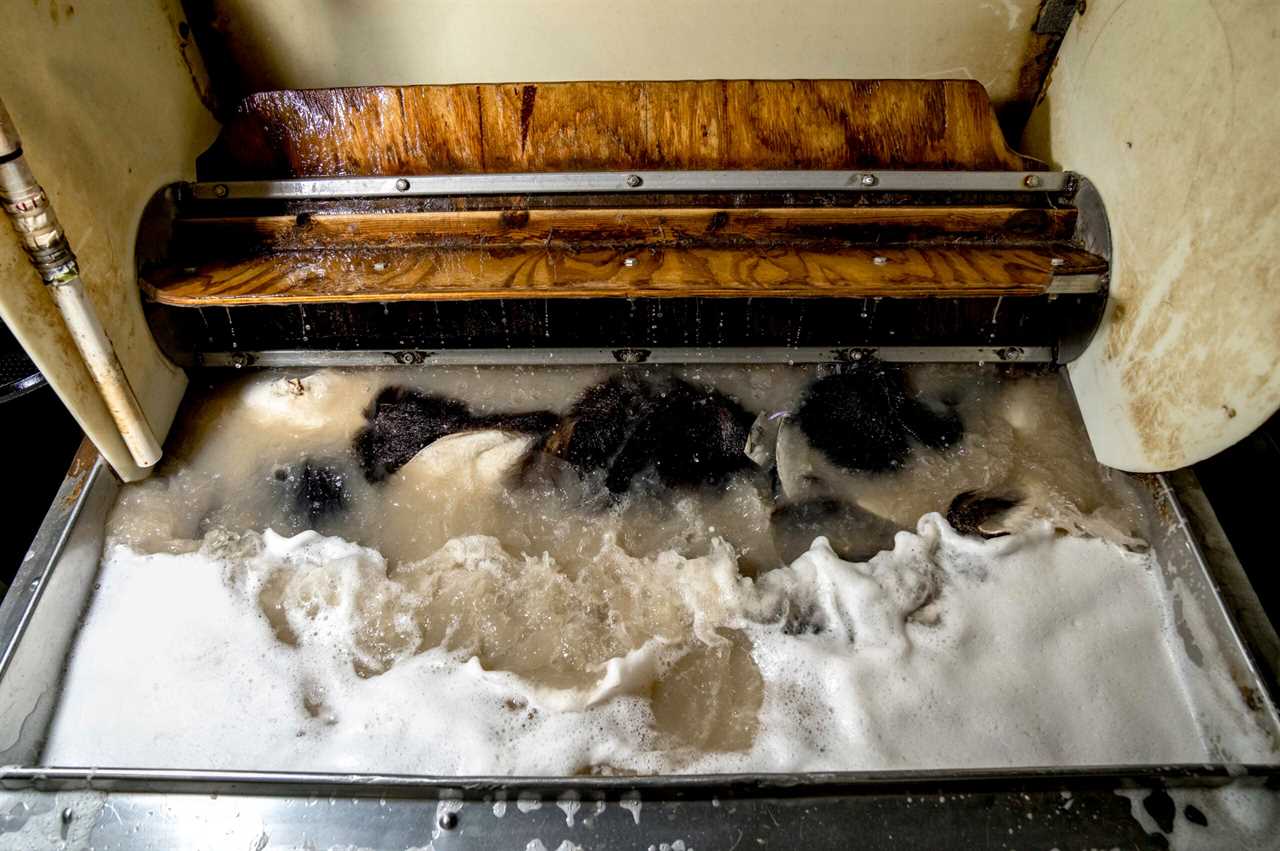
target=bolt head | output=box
[873,256,888,266]
[625,174,643,188]
[1023,174,1042,188]
[860,174,878,187]
[623,257,638,267]
[213,184,229,198]
[438,811,459,830]
[395,178,411,192]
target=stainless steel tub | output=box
[1,407,1277,849]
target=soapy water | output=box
[41,365,1278,772]
[107,364,1144,570]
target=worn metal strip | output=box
[196,346,1053,369]
[0,442,105,682]
[1045,273,1105,294]
[188,170,1071,201]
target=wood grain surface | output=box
[145,244,1105,306]
[175,207,1077,253]
[196,80,1037,178]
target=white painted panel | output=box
[0,0,219,480]
[1023,0,1280,472]
[207,0,1043,106]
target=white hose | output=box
[47,280,163,466]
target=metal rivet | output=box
[623,257,638,267]
[625,174,643,188]
[438,812,459,830]
[873,256,888,266]
[61,808,73,824]
[1050,257,1065,267]
[860,174,878,187]
[1023,174,1042,188]
[213,184,229,198]
[395,178,411,192]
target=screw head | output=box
[873,256,888,266]
[860,174,878,187]
[438,811,459,830]
[625,174,643,188]
[1023,174,1042,188]
[61,807,73,825]
[1050,257,1065,267]
[213,184,229,198]
[395,178,411,192]
[623,257,638,267]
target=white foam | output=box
[42,513,1275,775]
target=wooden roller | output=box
[139,79,1108,360]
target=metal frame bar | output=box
[3,763,1277,796]
[0,370,47,403]
[188,170,1072,201]
[196,346,1055,369]
[7,768,1275,850]
[0,442,105,681]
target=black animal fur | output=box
[354,386,557,482]
[538,373,756,494]
[793,364,963,473]
[275,459,350,526]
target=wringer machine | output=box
[0,79,1276,848]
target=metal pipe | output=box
[0,98,161,468]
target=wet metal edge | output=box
[0,442,104,682]
[189,170,1072,201]
[195,346,1055,369]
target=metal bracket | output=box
[1054,175,1112,363]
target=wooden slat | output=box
[143,245,1106,307]
[175,207,1078,253]
[196,80,1036,179]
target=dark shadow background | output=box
[0,381,82,594]
[1195,410,1280,628]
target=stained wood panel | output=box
[196,80,1037,179]
[175,207,1078,253]
[144,245,1105,306]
